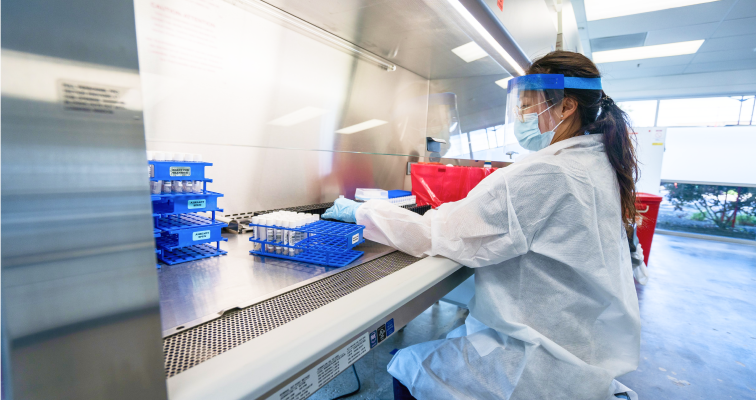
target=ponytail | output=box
[587,93,639,228]
[527,51,639,229]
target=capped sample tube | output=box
[251,216,261,251]
[193,154,203,193]
[266,216,276,253]
[171,153,183,193]
[287,220,295,256]
[275,218,284,254]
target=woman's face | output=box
[518,90,561,133]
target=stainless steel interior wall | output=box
[135,0,430,215]
[1,0,167,399]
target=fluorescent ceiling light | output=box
[593,40,704,63]
[445,0,526,76]
[452,42,489,63]
[495,77,513,90]
[269,106,327,126]
[336,119,387,134]
[585,0,720,21]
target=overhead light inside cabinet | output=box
[445,0,526,76]
[584,0,720,21]
[269,107,328,126]
[452,41,489,63]
[592,40,704,63]
[335,119,387,134]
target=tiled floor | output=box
[310,234,756,399]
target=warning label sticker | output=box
[188,199,206,209]
[268,333,370,400]
[170,167,191,177]
[58,80,131,114]
[193,230,211,241]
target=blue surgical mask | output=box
[513,105,563,151]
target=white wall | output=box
[661,125,756,186]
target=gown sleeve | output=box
[355,161,591,268]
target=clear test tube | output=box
[281,219,290,255]
[265,214,276,253]
[257,217,269,253]
[147,151,154,178]
[250,216,259,251]
[286,220,296,256]
[181,153,193,192]
[295,217,305,255]
[171,153,183,194]
[162,179,172,194]
[151,152,164,194]
[257,216,264,251]
[276,218,285,254]
[193,154,203,193]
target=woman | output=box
[324,51,641,400]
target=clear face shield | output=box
[504,74,602,152]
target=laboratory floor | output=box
[310,234,756,400]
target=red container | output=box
[411,163,497,209]
[635,193,663,265]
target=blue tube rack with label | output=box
[248,220,365,267]
[150,160,227,266]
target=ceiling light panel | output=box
[269,106,328,126]
[593,40,704,63]
[445,0,526,76]
[451,41,490,63]
[495,77,513,90]
[585,0,720,21]
[335,119,387,134]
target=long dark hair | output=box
[527,51,638,228]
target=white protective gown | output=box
[355,134,641,400]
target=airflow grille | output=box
[163,251,421,377]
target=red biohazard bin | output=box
[635,193,663,266]
[410,163,497,209]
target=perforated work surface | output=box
[163,251,421,377]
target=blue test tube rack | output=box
[248,220,365,268]
[150,160,228,266]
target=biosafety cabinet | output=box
[0,0,557,398]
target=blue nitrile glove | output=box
[322,197,361,223]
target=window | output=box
[468,129,490,153]
[447,133,470,158]
[657,96,755,127]
[617,100,657,127]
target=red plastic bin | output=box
[635,193,663,266]
[411,163,497,209]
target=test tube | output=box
[250,216,260,251]
[153,152,163,193]
[258,217,268,253]
[193,154,203,193]
[281,219,290,255]
[275,218,284,254]
[171,153,183,193]
[294,218,304,255]
[266,216,275,253]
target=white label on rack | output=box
[268,333,370,400]
[188,199,206,209]
[169,166,191,177]
[193,230,211,241]
[352,234,359,245]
